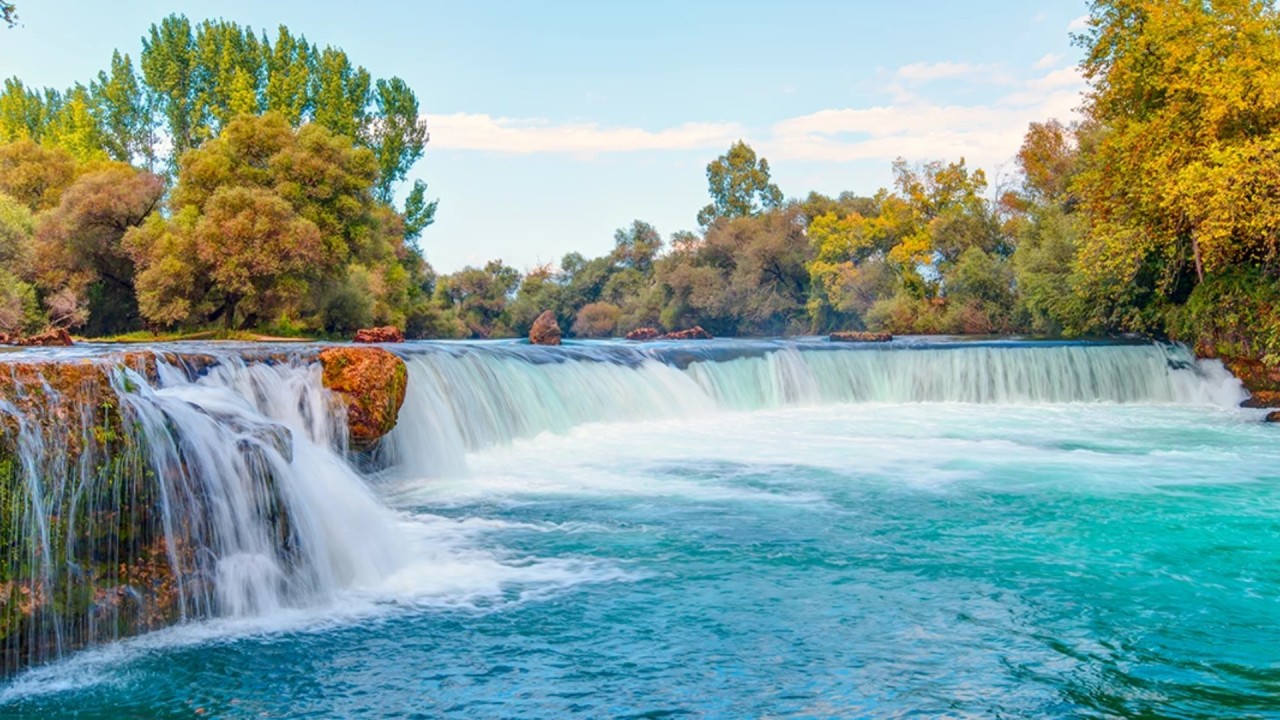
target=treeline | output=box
[430,0,1280,358]
[4,1,1279,354]
[0,15,441,337]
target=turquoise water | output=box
[2,342,1278,718]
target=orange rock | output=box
[664,326,712,340]
[830,331,893,343]
[353,326,405,343]
[7,328,74,347]
[625,327,661,341]
[529,311,561,346]
[317,347,408,446]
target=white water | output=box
[384,341,1247,477]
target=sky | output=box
[0,1,1091,273]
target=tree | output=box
[1074,0,1280,309]
[612,220,663,272]
[264,26,314,125]
[434,260,520,337]
[33,164,164,334]
[402,179,437,243]
[1,2,15,29]
[0,78,47,142]
[369,77,427,203]
[141,15,203,159]
[193,187,323,327]
[312,47,370,142]
[0,140,77,210]
[572,302,621,338]
[43,85,106,162]
[91,51,154,166]
[697,141,783,228]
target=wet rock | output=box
[1267,411,1280,423]
[529,311,562,346]
[4,328,74,347]
[625,327,662,341]
[1241,391,1280,409]
[830,331,893,343]
[353,326,405,344]
[317,347,408,447]
[665,326,712,340]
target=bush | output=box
[572,302,621,338]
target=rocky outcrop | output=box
[830,331,893,343]
[1267,411,1280,423]
[353,326,405,344]
[625,327,662,341]
[665,326,712,340]
[318,346,408,447]
[0,328,74,347]
[1196,343,1280,409]
[529,311,562,346]
[0,358,193,673]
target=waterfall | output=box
[383,340,1247,477]
[0,353,407,673]
[0,338,1251,674]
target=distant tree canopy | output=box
[5,0,1280,357]
[0,14,441,338]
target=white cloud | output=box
[426,59,1088,177]
[1068,15,1089,32]
[894,61,1010,84]
[762,65,1087,171]
[426,113,743,155]
[1034,52,1062,70]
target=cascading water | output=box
[0,351,407,673]
[0,337,1270,719]
[383,340,1247,477]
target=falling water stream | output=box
[0,338,1275,718]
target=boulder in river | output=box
[625,327,662,341]
[353,326,405,343]
[830,331,892,343]
[2,328,74,347]
[1267,411,1280,423]
[664,326,712,340]
[529,311,562,346]
[318,346,408,447]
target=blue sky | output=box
[0,1,1089,272]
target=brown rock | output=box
[8,328,74,347]
[664,326,712,340]
[830,331,893,343]
[625,327,662,341]
[529,310,562,346]
[318,347,408,447]
[353,326,405,343]
[1267,411,1280,423]
[1241,391,1280,409]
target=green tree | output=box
[0,78,48,142]
[264,26,313,125]
[1,2,15,29]
[402,179,437,243]
[312,47,371,141]
[697,140,783,228]
[141,15,203,159]
[91,51,154,166]
[370,77,427,203]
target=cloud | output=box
[1034,53,1062,70]
[1068,15,1089,32]
[426,113,743,155]
[762,65,1087,171]
[426,58,1088,177]
[894,61,1010,84]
